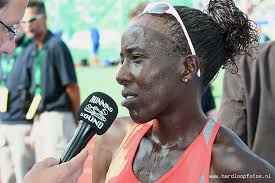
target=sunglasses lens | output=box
[29,18,37,23]
[147,4,169,14]
[22,15,42,24]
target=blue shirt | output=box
[0,36,33,123]
[25,31,77,112]
[90,27,100,54]
[201,87,216,114]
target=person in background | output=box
[201,87,216,118]
[0,33,35,183]
[20,0,80,162]
[218,40,275,167]
[0,1,33,183]
[0,0,27,55]
[89,27,100,66]
[0,1,87,183]
[92,1,274,182]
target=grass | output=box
[76,66,129,117]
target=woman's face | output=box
[116,15,184,122]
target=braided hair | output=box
[156,0,258,87]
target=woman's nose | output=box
[116,62,133,86]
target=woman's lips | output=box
[121,95,137,107]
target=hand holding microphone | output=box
[60,92,118,163]
[23,92,118,183]
[23,149,88,183]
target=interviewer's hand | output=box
[23,148,88,183]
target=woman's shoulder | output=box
[209,125,274,183]
[92,116,135,183]
[95,116,135,155]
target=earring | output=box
[183,78,188,82]
[197,69,201,77]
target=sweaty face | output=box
[21,7,45,39]
[116,15,183,122]
[0,0,28,55]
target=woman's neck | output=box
[151,100,208,148]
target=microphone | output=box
[59,92,118,163]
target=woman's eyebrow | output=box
[126,46,148,54]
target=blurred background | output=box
[42,0,275,116]
[41,0,275,116]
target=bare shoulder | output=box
[96,116,134,153]
[92,116,134,183]
[210,125,275,183]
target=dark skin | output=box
[65,83,80,114]
[92,15,275,183]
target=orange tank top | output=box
[106,118,220,183]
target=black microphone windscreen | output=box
[77,92,118,135]
[60,92,118,163]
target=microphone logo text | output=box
[80,112,104,129]
[84,104,107,122]
[89,96,113,112]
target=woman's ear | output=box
[179,55,200,82]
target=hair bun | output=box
[205,0,258,69]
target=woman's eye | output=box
[132,55,143,63]
[132,55,140,59]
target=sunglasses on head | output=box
[21,14,43,24]
[141,2,200,77]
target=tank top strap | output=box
[202,118,221,148]
[200,118,221,183]
[112,121,154,160]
